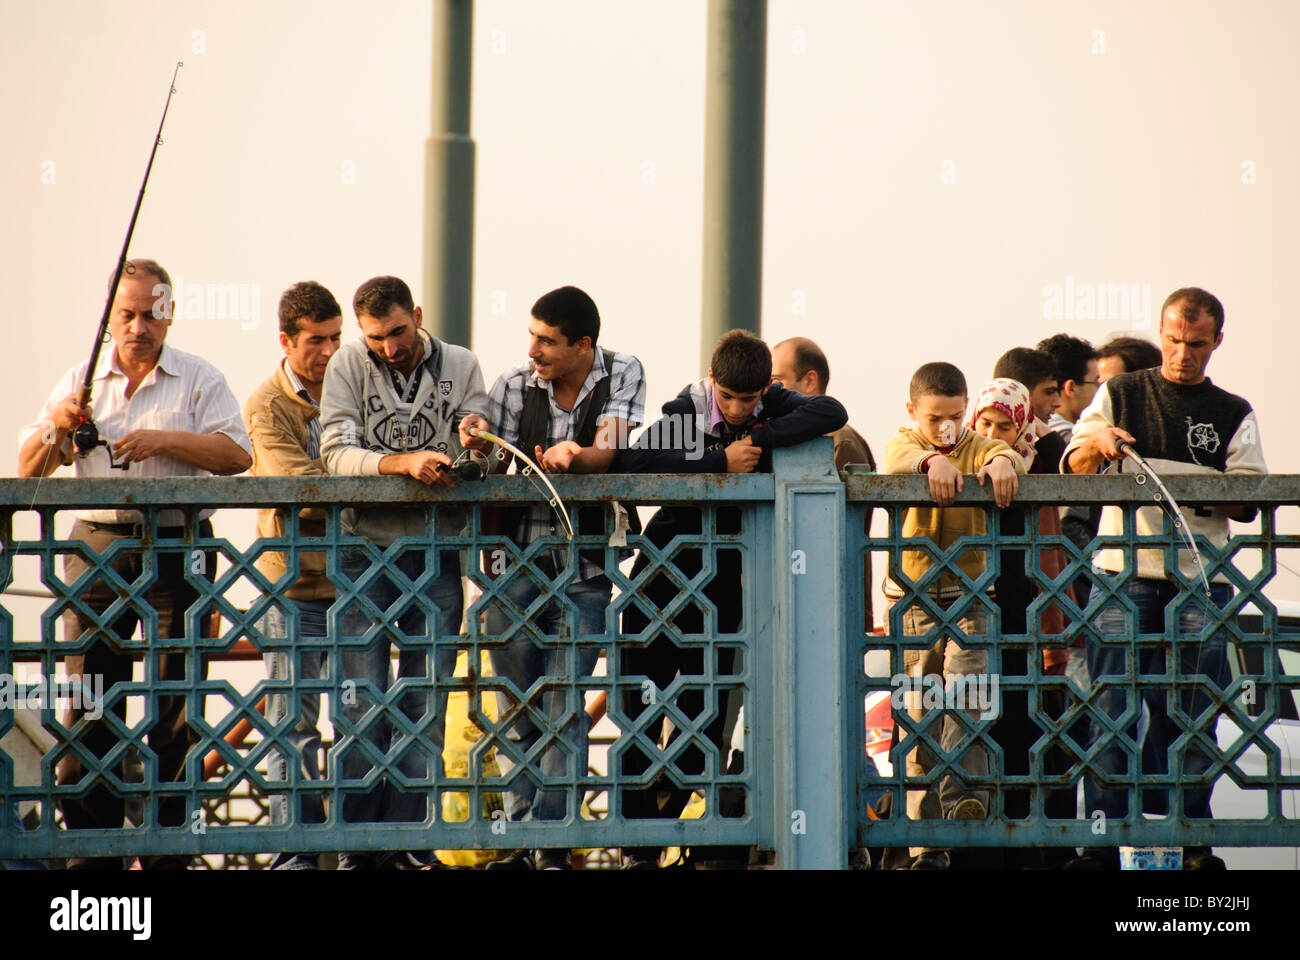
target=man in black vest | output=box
[481,285,646,869]
[1063,287,1267,870]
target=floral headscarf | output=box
[967,378,1036,467]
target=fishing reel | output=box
[438,448,490,482]
[73,420,129,470]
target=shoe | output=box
[621,853,661,870]
[948,798,987,820]
[908,850,951,870]
[1062,848,1120,871]
[533,849,572,871]
[66,857,124,871]
[1184,850,1227,871]
[620,846,664,870]
[336,853,378,870]
[393,851,443,870]
[483,850,535,871]
[270,854,319,871]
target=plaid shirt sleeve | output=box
[602,353,646,430]
[486,367,527,446]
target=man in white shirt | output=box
[18,258,252,869]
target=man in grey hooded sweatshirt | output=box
[319,275,490,868]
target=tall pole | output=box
[700,0,767,372]
[424,0,475,348]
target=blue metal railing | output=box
[1,441,1297,867]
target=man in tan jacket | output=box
[243,281,342,869]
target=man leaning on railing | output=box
[1062,286,1267,871]
[318,274,490,870]
[242,281,343,870]
[480,285,646,871]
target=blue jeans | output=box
[261,599,329,855]
[1084,576,1233,823]
[337,548,462,826]
[485,572,612,823]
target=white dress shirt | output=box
[20,343,252,524]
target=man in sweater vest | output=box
[243,281,343,870]
[481,285,646,870]
[1063,287,1267,870]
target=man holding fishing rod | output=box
[1062,287,1267,870]
[318,274,491,869]
[18,258,252,869]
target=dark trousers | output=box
[991,544,1077,868]
[56,518,214,867]
[617,530,747,858]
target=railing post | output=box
[771,439,849,868]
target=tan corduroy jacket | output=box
[243,364,333,600]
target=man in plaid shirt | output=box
[482,285,645,870]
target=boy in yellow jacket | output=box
[884,361,1024,870]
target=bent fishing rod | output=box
[73,60,184,469]
[1115,437,1214,604]
[471,428,574,539]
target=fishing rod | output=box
[72,60,184,468]
[472,428,574,539]
[1115,437,1213,603]
[1113,442,1224,854]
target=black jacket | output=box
[621,378,847,475]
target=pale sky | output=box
[4,0,1298,615]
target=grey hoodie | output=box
[320,331,489,546]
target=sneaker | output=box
[948,798,987,820]
[908,850,951,870]
[1061,848,1120,871]
[271,854,319,871]
[483,850,535,871]
[1184,849,1227,871]
[533,849,572,871]
[336,853,379,870]
[392,851,444,870]
[620,852,661,870]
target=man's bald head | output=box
[771,337,830,396]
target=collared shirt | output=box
[487,349,645,579]
[708,385,762,439]
[281,358,322,460]
[20,343,251,525]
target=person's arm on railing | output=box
[1062,383,1133,475]
[747,383,847,448]
[1214,409,1267,521]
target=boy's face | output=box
[1026,377,1061,422]
[708,372,764,426]
[906,392,967,447]
[972,406,1019,447]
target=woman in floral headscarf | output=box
[968,378,1073,868]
